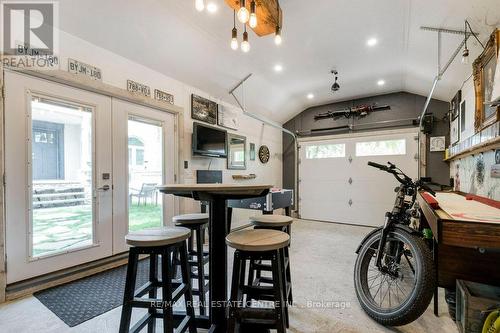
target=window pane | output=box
[31,97,93,257]
[136,149,144,165]
[128,118,163,231]
[356,139,406,157]
[306,144,345,159]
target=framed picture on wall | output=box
[450,90,461,120]
[460,100,466,135]
[217,105,239,130]
[450,117,460,144]
[473,28,499,131]
[191,94,217,125]
[249,143,256,161]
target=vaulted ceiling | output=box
[60,0,500,123]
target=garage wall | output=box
[283,92,450,202]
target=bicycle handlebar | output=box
[367,161,437,196]
[367,161,388,171]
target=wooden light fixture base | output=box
[225,0,283,37]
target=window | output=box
[30,96,93,257]
[128,136,145,167]
[356,139,406,157]
[135,149,144,165]
[306,143,345,159]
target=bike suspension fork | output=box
[375,212,392,268]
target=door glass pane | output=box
[31,97,93,257]
[355,139,406,157]
[305,143,345,159]
[128,117,163,231]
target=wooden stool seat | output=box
[250,215,293,227]
[173,213,209,225]
[125,227,190,247]
[226,229,290,252]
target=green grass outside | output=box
[32,203,162,257]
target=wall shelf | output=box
[444,136,500,162]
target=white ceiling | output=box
[59,0,500,123]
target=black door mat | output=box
[34,259,154,327]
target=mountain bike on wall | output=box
[353,161,436,326]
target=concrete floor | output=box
[0,219,458,333]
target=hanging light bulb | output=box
[274,2,282,45]
[195,0,205,12]
[231,28,239,50]
[461,20,469,65]
[462,47,469,64]
[237,0,249,24]
[231,11,239,50]
[274,26,282,45]
[249,1,257,28]
[241,27,250,53]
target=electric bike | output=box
[353,161,436,326]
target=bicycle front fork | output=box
[375,212,393,269]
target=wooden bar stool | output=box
[226,229,290,333]
[119,227,197,333]
[172,213,209,316]
[249,215,294,308]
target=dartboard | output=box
[258,145,270,164]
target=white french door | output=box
[4,72,177,283]
[4,71,113,283]
[111,99,176,254]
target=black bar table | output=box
[157,184,272,333]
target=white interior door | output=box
[112,99,176,254]
[299,130,418,226]
[4,71,113,283]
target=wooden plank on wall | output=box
[0,64,6,303]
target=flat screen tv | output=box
[192,122,227,158]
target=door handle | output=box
[97,185,110,191]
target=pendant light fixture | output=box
[461,20,486,65]
[249,1,257,29]
[274,1,282,45]
[462,20,470,64]
[237,0,250,24]
[231,10,239,50]
[195,0,205,12]
[241,25,250,53]
[274,26,282,45]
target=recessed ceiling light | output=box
[274,64,283,72]
[367,38,378,47]
[307,93,314,99]
[377,80,385,86]
[206,2,217,13]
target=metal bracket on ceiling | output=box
[228,73,300,210]
[417,24,481,178]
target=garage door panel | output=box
[300,200,352,223]
[350,179,399,201]
[300,181,349,201]
[299,130,418,227]
[348,202,390,225]
[300,162,349,180]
